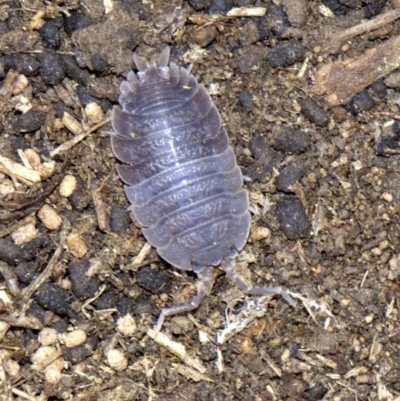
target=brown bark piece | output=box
[311,35,400,108]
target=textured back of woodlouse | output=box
[111,48,251,273]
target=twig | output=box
[0,212,36,238]
[21,220,70,304]
[50,118,110,158]
[147,329,208,374]
[328,7,400,53]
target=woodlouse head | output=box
[133,47,170,84]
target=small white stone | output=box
[4,359,20,377]
[31,346,61,370]
[38,204,63,231]
[107,349,128,372]
[62,329,87,348]
[66,233,87,258]
[59,175,77,197]
[250,226,271,241]
[381,192,393,203]
[39,328,58,346]
[117,314,137,336]
[11,222,38,245]
[85,102,104,124]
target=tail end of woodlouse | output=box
[220,257,296,307]
[153,264,214,333]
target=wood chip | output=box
[0,155,41,183]
[147,329,207,374]
[311,35,400,108]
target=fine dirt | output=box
[1,0,400,400]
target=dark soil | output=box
[1,0,400,400]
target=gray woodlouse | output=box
[110,48,295,331]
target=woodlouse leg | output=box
[154,265,214,333]
[221,258,296,307]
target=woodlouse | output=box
[111,48,294,331]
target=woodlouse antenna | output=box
[133,53,147,71]
[158,47,170,67]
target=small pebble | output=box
[62,336,98,363]
[66,233,88,258]
[62,329,87,348]
[187,0,211,11]
[14,261,37,283]
[188,25,217,48]
[11,74,29,95]
[68,260,101,300]
[63,11,94,35]
[39,19,61,49]
[365,314,374,323]
[59,175,77,198]
[35,283,70,316]
[4,359,20,377]
[245,137,282,181]
[250,226,271,241]
[381,192,393,202]
[14,110,46,133]
[76,85,111,113]
[267,40,304,68]
[27,300,46,324]
[239,21,262,46]
[37,49,65,86]
[31,346,61,370]
[369,79,386,100]
[45,359,64,384]
[107,349,128,372]
[282,373,306,399]
[276,161,306,193]
[69,179,91,211]
[0,237,40,265]
[170,316,194,335]
[282,0,308,28]
[38,204,63,231]
[364,1,386,18]
[39,328,58,346]
[3,54,39,77]
[238,90,254,112]
[300,97,329,126]
[377,135,397,157]
[267,4,290,38]
[199,343,217,362]
[322,0,349,15]
[385,70,400,88]
[207,0,233,14]
[355,288,376,306]
[303,384,327,400]
[110,205,130,235]
[95,290,119,310]
[90,53,108,73]
[137,266,170,293]
[117,314,137,336]
[60,55,91,86]
[85,102,104,124]
[276,197,310,239]
[273,126,310,154]
[11,223,38,245]
[347,90,374,115]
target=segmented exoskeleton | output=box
[111,48,294,331]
